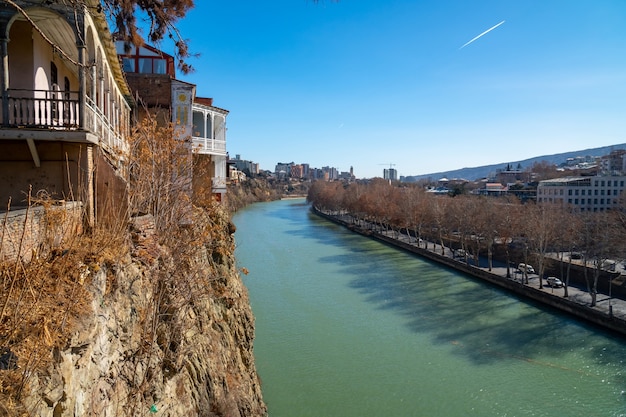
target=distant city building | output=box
[384,168,398,181]
[322,166,338,181]
[275,162,293,179]
[477,183,508,196]
[290,164,304,179]
[537,175,626,211]
[231,154,259,176]
[600,149,626,174]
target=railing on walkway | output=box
[192,136,226,155]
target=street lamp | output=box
[609,275,613,317]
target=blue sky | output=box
[173,0,626,179]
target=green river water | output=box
[233,198,626,417]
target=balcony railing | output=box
[191,136,226,155]
[1,89,127,155]
[2,89,79,128]
[85,96,127,155]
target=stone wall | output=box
[0,202,83,263]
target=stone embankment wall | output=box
[0,202,83,263]
[313,207,626,338]
[19,212,266,417]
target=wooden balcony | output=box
[2,89,80,128]
[191,136,226,156]
[0,89,127,155]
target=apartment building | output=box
[537,176,626,211]
[0,0,132,224]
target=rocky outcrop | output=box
[18,209,266,416]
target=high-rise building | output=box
[384,168,398,181]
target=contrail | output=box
[460,20,505,49]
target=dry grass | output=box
[0,116,230,415]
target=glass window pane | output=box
[122,58,135,73]
[153,59,166,74]
[139,58,152,73]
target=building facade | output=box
[384,168,398,181]
[0,0,132,224]
[116,42,229,202]
[537,176,626,211]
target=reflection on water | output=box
[234,199,626,417]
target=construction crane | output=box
[378,163,396,170]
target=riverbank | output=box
[312,207,626,338]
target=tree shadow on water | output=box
[259,203,626,371]
[317,242,626,370]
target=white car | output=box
[546,277,563,288]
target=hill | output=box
[402,143,626,182]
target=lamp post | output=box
[609,275,613,317]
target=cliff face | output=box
[14,208,266,417]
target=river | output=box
[233,198,626,417]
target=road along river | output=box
[233,198,626,417]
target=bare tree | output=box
[579,211,618,306]
[524,202,560,289]
[495,196,522,278]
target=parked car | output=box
[518,263,536,275]
[570,252,583,260]
[546,277,563,288]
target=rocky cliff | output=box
[1,205,266,417]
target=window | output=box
[122,58,135,72]
[50,61,58,86]
[568,189,573,196]
[153,59,166,74]
[581,190,585,196]
[138,58,152,73]
[137,57,167,74]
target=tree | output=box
[495,196,522,278]
[524,202,560,289]
[6,0,196,73]
[579,211,618,307]
[553,208,581,298]
[103,0,195,73]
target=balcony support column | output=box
[77,43,86,127]
[1,34,8,124]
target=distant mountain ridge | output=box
[402,143,626,182]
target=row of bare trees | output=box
[307,179,626,306]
